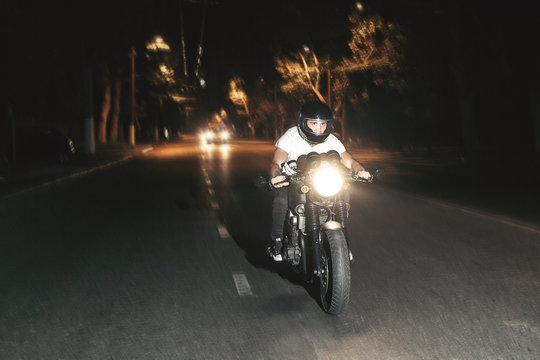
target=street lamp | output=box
[145,36,171,52]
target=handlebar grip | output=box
[352,173,373,183]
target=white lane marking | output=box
[141,146,154,153]
[201,159,232,240]
[232,273,253,296]
[504,320,540,338]
[201,154,231,241]
[217,223,231,239]
[201,165,212,185]
[427,198,540,235]
[380,186,540,235]
[1,156,133,200]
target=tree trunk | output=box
[341,101,348,146]
[109,75,122,143]
[249,120,256,138]
[531,90,540,177]
[273,86,279,140]
[334,101,346,144]
[98,72,111,144]
[241,97,255,138]
[81,48,95,154]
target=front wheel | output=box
[319,229,350,315]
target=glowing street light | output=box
[145,35,171,52]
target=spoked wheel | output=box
[319,229,350,314]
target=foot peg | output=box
[266,246,283,262]
[267,238,283,262]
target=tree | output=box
[341,7,408,147]
[273,5,406,145]
[228,77,255,137]
[109,73,123,143]
[97,65,112,144]
[344,11,406,90]
[275,47,327,103]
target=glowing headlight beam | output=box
[313,167,343,197]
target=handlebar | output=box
[253,168,384,191]
[353,168,384,183]
[352,173,374,183]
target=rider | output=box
[268,100,371,261]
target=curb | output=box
[0,145,154,200]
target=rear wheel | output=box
[319,229,350,314]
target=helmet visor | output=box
[305,119,329,135]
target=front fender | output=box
[321,221,343,230]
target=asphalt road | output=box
[1,139,539,359]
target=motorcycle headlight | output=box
[313,167,343,197]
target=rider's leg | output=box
[269,187,287,261]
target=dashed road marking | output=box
[217,223,231,239]
[232,273,253,296]
[201,155,231,239]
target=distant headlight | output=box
[220,131,229,140]
[313,167,343,197]
[206,131,214,139]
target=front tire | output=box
[319,229,350,314]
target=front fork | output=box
[306,193,350,277]
[335,199,350,249]
[306,202,322,276]
[335,189,350,249]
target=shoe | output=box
[267,238,283,262]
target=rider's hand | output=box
[356,170,371,180]
[270,175,289,188]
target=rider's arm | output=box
[270,147,288,178]
[340,151,366,173]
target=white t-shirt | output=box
[275,126,346,173]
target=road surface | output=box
[1,139,538,359]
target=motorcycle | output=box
[256,150,380,314]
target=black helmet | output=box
[297,101,334,144]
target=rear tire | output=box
[319,229,350,314]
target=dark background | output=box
[2,0,540,182]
